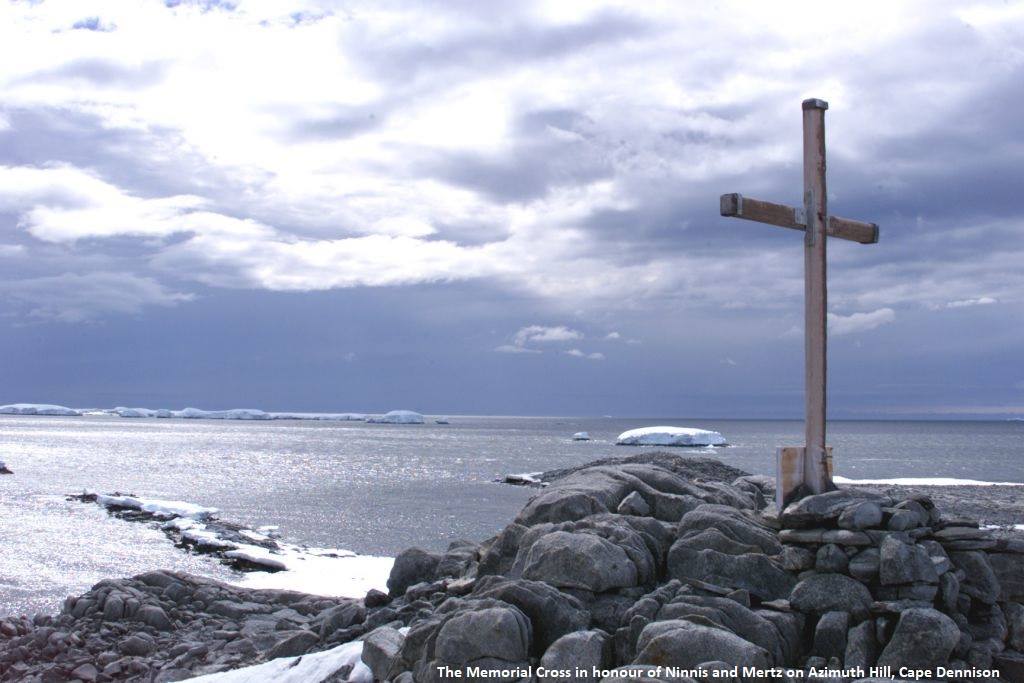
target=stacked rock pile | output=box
[1,454,1022,682]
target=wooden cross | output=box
[719,98,879,507]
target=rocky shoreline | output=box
[2,452,1023,682]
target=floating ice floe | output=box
[834,476,1024,487]
[572,431,591,441]
[501,471,547,487]
[616,426,727,447]
[435,416,450,424]
[188,638,371,683]
[0,403,81,416]
[82,491,392,599]
[365,409,424,424]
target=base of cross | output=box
[775,446,836,509]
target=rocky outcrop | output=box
[3,452,1023,682]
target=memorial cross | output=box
[719,98,879,507]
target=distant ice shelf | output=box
[1,404,432,424]
[616,426,727,447]
[0,403,81,416]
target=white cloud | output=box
[605,331,621,340]
[566,348,604,360]
[827,308,896,337]
[721,358,738,366]
[2,271,192,322]
[494,344,541,354]
[945,297,997,309]
[513,325,583,346]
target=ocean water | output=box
[1,414,1022,617]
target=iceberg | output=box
[365,409,424,424]
[435,416,450,424]
[616,426,727,447]
[112,407,158,418]
[572,431,591,441]
[0,403,81,416]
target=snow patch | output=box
[188,639,371,683]
[616,426,727,447]
[835,476,1024,487]
[0,403,81,416]
[95,494,218,520]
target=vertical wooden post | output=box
[802,98,830,494]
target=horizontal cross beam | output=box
[719,193,879,245]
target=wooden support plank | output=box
[719,193,878,245]
[802,98,830,495]
[828,216,879,245]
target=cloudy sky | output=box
[0,0,1021,418]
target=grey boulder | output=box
[522,531,638,592]
[539,630,612,683]
[876,608,960,669]
[634,619,771,670]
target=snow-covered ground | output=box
[188,639,371,683]
[0,403,81,416]
[616,426,727,447]
[91,493,392,599]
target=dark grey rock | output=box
[471,576,589,654]
[678,505,782,555]
[950,551,1000,604]
[838,502,883,530]
[815,544,849,574]
[135,604,173,631]
[539,630,611,683]
[617,491,651,517]
[521,531,638,592]
[362,626,405,681]
[848,548,880,583]
[812,611,848,661]
[387,548,441,597]
[634,619,772,670]
[885,509,921,531]
[876,608,960,669]
[844,619,878,669]
[988,552,1024,602]
[119,634,154,656]
[318,601,366,639]
[667,545,795,601]
[266,630,319,659]
[789,573,873,618]
[434,605,531,666]
[878,537,938,586]
[1005,601,1024,651]
[781,489,889,528]
[781,546,815,572]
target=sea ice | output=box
[616,426,727,447]
[0,403,81,416]
[365,409,424,424]
[187,639,371,683]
